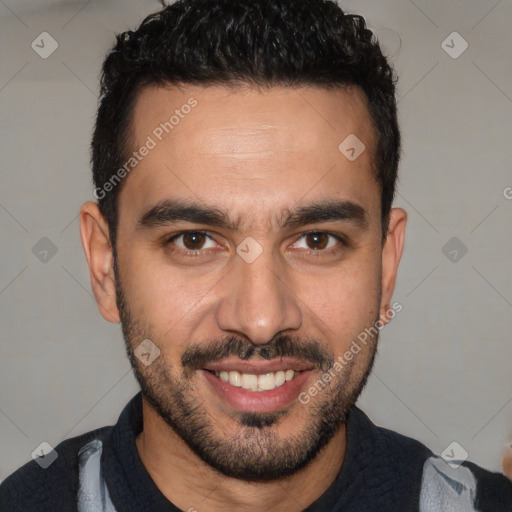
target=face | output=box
[83,83,406,481]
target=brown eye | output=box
[305,232,329,250]
[181,232,207,250]
[291,231,346,255]
[167,231,217,253]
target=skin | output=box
[503,447,512,480]
[80,83,407,511]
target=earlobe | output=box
[79,201,120,323]
[379,207,407,325]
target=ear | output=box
[379,207,407,325]
[503,445,512,480]
[79,201,120,323]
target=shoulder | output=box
[419,454,512,512]
[352,408,512,510]
[351,407,434,470]
[0,426,112,512]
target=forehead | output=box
[120,83,380,231]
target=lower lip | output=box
[200,369,313,413]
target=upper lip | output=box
[202,358,316,375]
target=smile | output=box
[208,369,300,392]
[201,367,313,413]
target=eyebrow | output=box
[137,198,368,232]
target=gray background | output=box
[1,0,511,481]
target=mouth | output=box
[199,359,315,413]
[204,368,303,392]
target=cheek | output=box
[296,262,381,347]
[120,253,220,341]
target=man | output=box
[1,0,511,510]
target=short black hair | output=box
[91,0,400,247]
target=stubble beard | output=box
[114,261,379,481]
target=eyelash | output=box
[164,230,348,258]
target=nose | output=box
[215,248,302,345]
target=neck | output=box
[135,398,347,512]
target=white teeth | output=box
[228,371,242,387]
[275,370,286,387]
[258,373,276,391]
[214,369,298,391]
[241,373,258,390]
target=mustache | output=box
[181,334,334,372]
